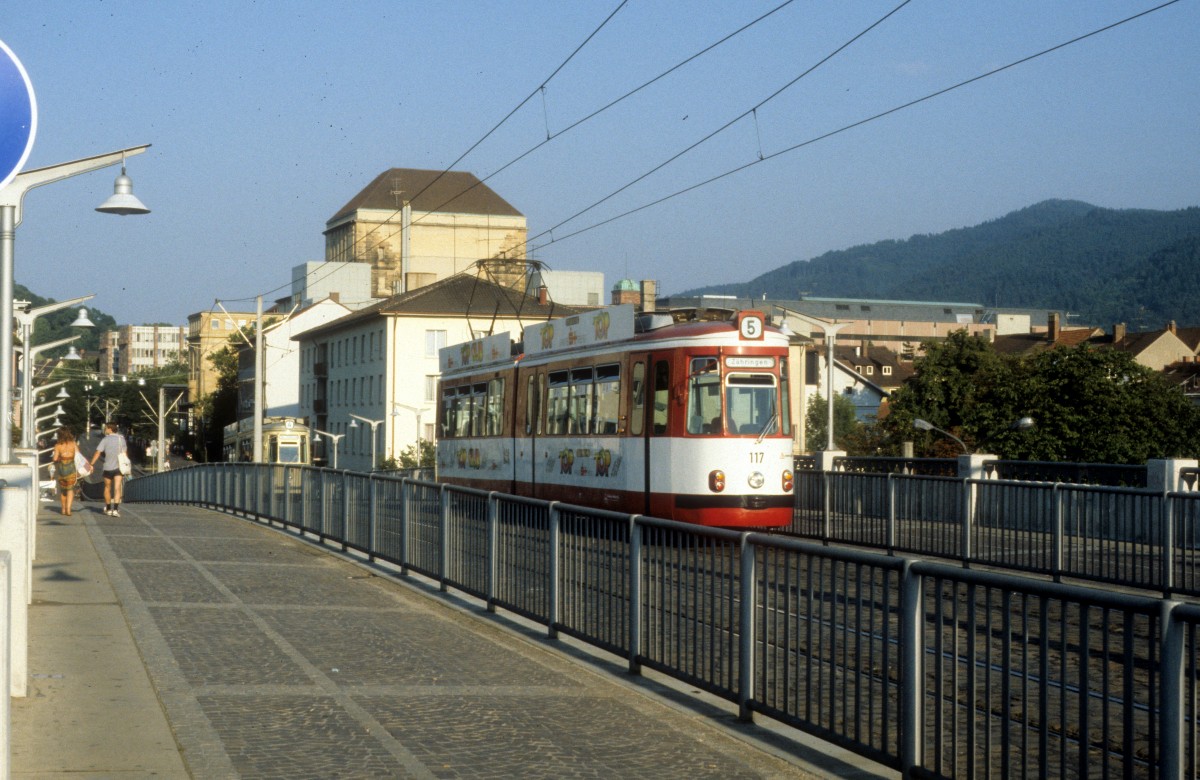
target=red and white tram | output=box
[436,304,795,528]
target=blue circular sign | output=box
[0,39,36,192]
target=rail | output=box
[792,469,1200,598]
[125,463,1198,779]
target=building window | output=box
[425,375,437,402]
[865,365,874,375]
[425,330,447,357]
[882,365,893,376]
[836,304,850,311]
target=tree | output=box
[805,393,862,453]
[874,332,1200,462]
[196,342,239,461]
[381,439,436,470]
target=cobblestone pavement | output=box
[36,501,837,779]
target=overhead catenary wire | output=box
[524,0,1183,256]
[240,0,794,307]
[215,1,630,308]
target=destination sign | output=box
[725,356,775,369]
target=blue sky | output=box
[3,0,1197,325]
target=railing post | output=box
[439,484,450,591]
[822,471,832,543]
[899,559,923,776]
[961,478,973,565]
[487,492,498,612]
[340,472,351,551]
[368,475,379,561]
[1160,599,1184,780]
[628,515,642,674]
[1162,494,1175,597]
[737,532,756,722]
[548,501,560,640]
[399,479,410,575]
[1053,484,1064,582]
[887,473,897,553]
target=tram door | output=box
[638,355,671,516]
[522,368,544,498]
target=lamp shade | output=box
[95,168,150,215]
[70,307,95,328]
[65,346,82,361]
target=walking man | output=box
[90,422,127,517]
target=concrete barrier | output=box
[0,464,31,698]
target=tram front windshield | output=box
[725,374,777,436]
[686,356,780,436]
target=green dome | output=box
[613,278,638,292]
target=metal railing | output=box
[125,464,1199,779]
[791,469,1200,598]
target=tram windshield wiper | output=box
[755,409,778,445]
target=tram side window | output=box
[470,383,487,436]
[486,378,505,436]
[652,360,670,435]
[440,388,455,438]
[593,364,620,434]
[546,370,570,435]
[569,367,593,434]
[630,362,645,436]
[686,357,721,435]
[525,374,536,434]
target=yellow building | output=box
[323,168,528,298]
[186,309,256,402]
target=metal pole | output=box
[822,322,846,451]
[19,318,31,447]
[157,386,166,472]
[253,294,263,463]
[1,205,16,462]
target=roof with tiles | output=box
[296,272,585,339]
[327,168,523,226]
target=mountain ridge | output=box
[678,200,1200,328]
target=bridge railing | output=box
[125,464,1198,779]
[792,469,1200,598]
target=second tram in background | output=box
[436,304,794,528]
[223,416,310,464]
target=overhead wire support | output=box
[518,0,915,254]
[527,0,1183,254]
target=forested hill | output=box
[679,200,1200,328]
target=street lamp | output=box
[311,428,345,469]
[914,416,1035,455]
[391,402,429,441]
[820,322,847,451]
[913,418,968,454]
[14,294,95,448]
[348,413,383,471]
[0,145,150,462]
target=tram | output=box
[223,416,311,464]
[436,304,794,528]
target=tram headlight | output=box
[747,471,765,489]
[708,470,726,493]
[782,469,794,492]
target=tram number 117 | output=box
[749,451,763,464]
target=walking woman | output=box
[90,421,127,517]
[53,426,80,516]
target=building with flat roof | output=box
[96,324,188,379]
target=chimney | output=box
[1112,322,1125,344]
[329,292,340,303]
[537,285,548,306]
[1048,312,1060,342]
[1168,320,1177,334]
[640,280,657,313]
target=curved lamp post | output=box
[348,413,383,471]
[311,428,346,469]
[0,145,150,462]
[914,416,1035,455]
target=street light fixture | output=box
[0,145,150,462]
[15,332,83,448]
[391,402,429,441]
[914,416,1035,455]
[348,413,383,471]
[311,428,346,469]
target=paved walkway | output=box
[13,499,884,779]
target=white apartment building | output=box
[296,272,579,471]
[97,324,188,379]
[235,296,351,420]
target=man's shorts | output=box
[102,468,122,480]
